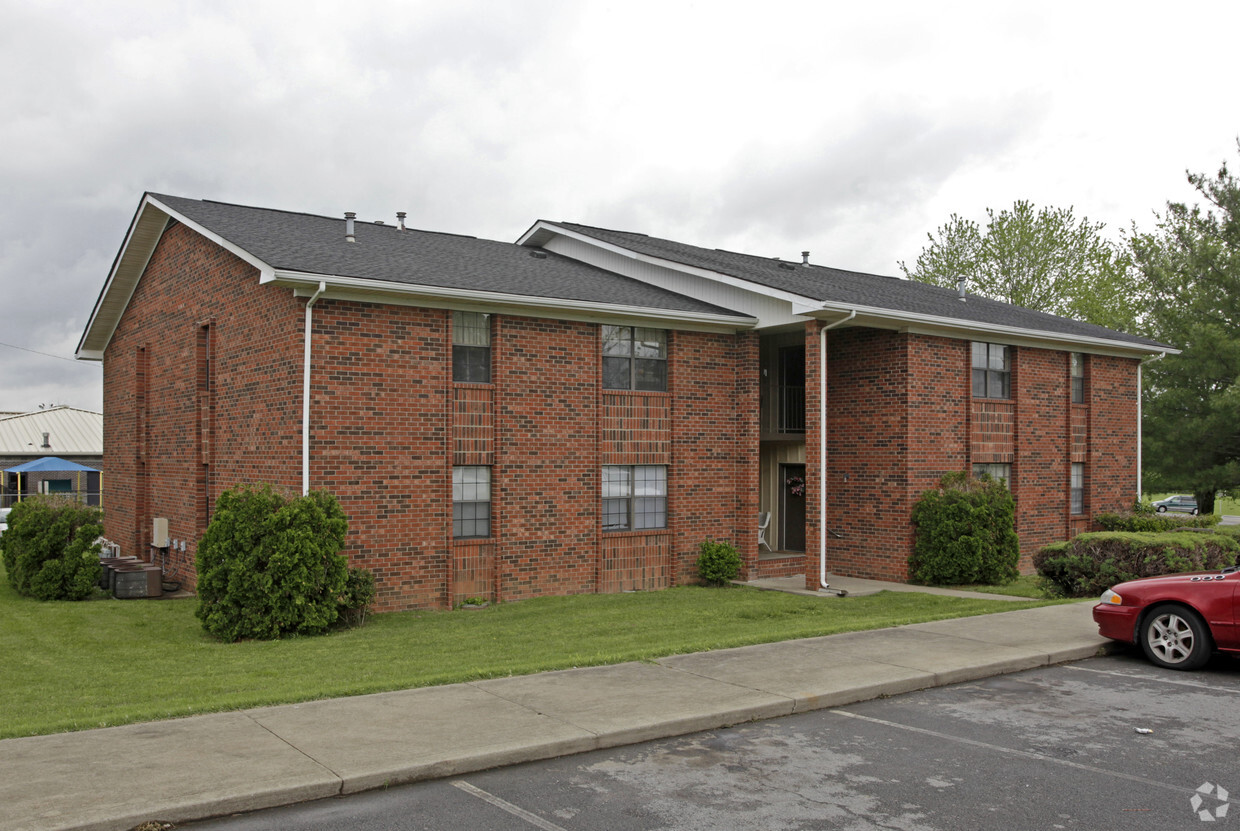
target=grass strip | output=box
[0,566,1057,739]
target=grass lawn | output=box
[948,574,1049,599]
[0,563,1061,740]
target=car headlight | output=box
[1100,589,1123,605]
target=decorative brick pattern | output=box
[971,400,1016,462]
[600,532,671,592]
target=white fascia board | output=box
[147,196,275,281]
[518,221,818,309]
[811,302,1176,357]
[271,269,757,331]
[76,195,278,361]
[75,197,167,360]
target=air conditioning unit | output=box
[152,517,170,548]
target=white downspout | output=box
[302,281,327,496]
[819,310,856,591]
[1136,352,1165,502]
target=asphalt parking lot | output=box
[188,648,1240,831]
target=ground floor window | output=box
[453,466,491,538]
[602,465,667,531]
[972,462,1011,489]
[1071,463,1085,514]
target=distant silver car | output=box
[1154,495,1199,515]
[0,507,9,537]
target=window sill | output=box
[603,528,671,537]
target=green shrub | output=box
[1034,531,1239,598]
[910,471,1020,585]
[1095,511,1218,532]
[338,566,376,628]
[696,539,742,585]
[195,484,350,642]
[1,497,103,601]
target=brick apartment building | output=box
[76,194,1170,611]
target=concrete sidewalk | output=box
[0,598,1106,831]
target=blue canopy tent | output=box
[3,457,101,506]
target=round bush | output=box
[910,471,1019,586]
[2,496,103,600]
[195,484,350,641]
[697,539,742,585]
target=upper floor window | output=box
[1070,353,1085,404]
[453,311,491,383]
[602,325,667,391]
[972,342,1010,399]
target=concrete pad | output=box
[908,601,1107,660]
[249,683,598,795]
[472,661,793,748]
[789,628,1052,686]
[0,711,339,831]
[658,640,936,713]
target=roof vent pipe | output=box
[41,432,50,449]
[344,212,356,243]
[957,277,967,301]
[801,251,810,266]
[396,212,407,231]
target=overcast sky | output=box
[2,0,1237,413]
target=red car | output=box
[1093,567,1240,670]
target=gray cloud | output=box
[1,0,1237,411]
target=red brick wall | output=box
[106,228,757,611]
[102,223,304,588]
[1088,354,1140,517]
[1012,347,1071,564]
[102,226,1142,606]
[821,327,911,581]
[671,330,758,584]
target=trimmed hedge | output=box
[910,471,1019,585]
[1034,531,1239,598]
[1095,512,1219,532]
[1,496,103,601]
[195,484,353,642]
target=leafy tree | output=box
[900,200,1144,332]
[1132,145,1240,514]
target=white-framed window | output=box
[972,462,1011,489]
[453,311,491,383]
[1071,463,1085,515]
[1070,353,1085,404]
[602,325,667,391]
[972,342,1011,399]
[453,466,491,538]
[602,465,667,531]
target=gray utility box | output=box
[112,565,163,599]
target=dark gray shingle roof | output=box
[149,195,747,319]
[554,222,1169,350]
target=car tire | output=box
[1191,508,1199,515]
[1139,604,1213,670]
[1156,505,1167,512]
